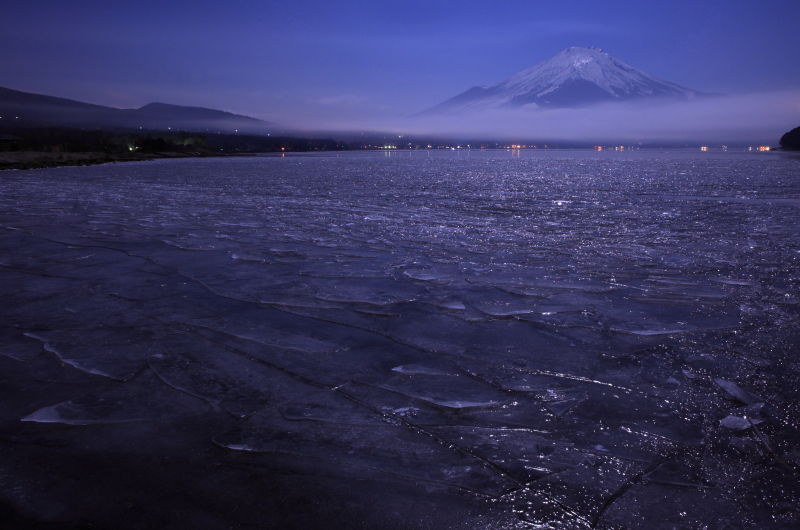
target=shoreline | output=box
[0,150,264,171]
[2,146,789,171]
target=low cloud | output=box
[400,91,800,144]
[303,91,800,145]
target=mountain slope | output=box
[0,86,273,133]
[123,102,270,132]
[427,46,701,113]
[0,86,126,128]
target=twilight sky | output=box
[1,0,799,127]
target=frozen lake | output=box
[1,149,798,528]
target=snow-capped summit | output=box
[425,46,700,113]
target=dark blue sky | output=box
[2,0,798,123]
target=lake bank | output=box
[0,150,261,171]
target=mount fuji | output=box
[425,46,702,113]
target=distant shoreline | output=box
[0,150,259,171]
[2,145,787,171]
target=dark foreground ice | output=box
[0,149,798,529]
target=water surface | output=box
[1,150,798,528]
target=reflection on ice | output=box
[1,151,798,528]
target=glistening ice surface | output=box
[1,150,798,528]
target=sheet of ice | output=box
[214,404,521,496]
[22,329,151,381]
[713,378,764,406]
[1,150,799,528]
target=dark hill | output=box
[779,127,800,150]
[0,86,123,129]
[0,86,274,133]
[127,102,269,132]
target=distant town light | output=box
[757,146,771,152]
[700,146,709,152]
